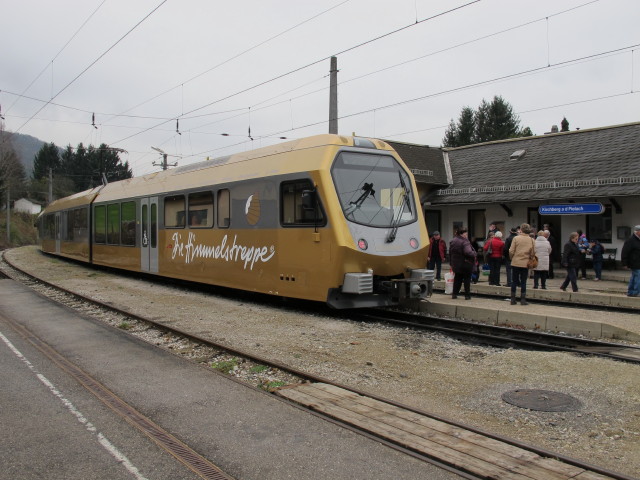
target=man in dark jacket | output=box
[503,226,519,287]
[427,231,446,281]
[621,225,640,297]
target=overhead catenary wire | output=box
[3,0,108,115]
[109,0,482,146]
[101,0,353,127]
[12,0,169,136]
[177,44,640,163]
[5,0,598,140]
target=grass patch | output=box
[117,321,133,330]
[249,364,269,374]
[260,381,287,391]
[211,358,238,374]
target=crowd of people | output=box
[426,222,640,302]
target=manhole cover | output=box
[501,389,582,412]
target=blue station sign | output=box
[538,203,604,215]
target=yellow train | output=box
[39,134,432,308]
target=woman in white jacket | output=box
[534,230,552,289]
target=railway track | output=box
[354,309,640,365]
[1,251,637,480]
[433,285,640,313]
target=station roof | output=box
[384,140,450,187]
[428,122,640,205]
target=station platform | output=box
[422,264,640,341]
[0,277,462,480]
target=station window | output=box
[107,204,120,245]
[189,191,213,228]
[281,180,324,226]
[587,205,612,243]
[217,189,230,228]
[164,195,185,228]
[121,201,136,246]
[94,205,106,244]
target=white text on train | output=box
[171,232,276,270]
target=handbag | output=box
[527,238,539,269]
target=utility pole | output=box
[48,168,53,204]
[5,187,10,245]
[329,56,338,134]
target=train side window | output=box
[188,191,213,228]
[61,211,69,241]
[217,189,230,228]
[107,204,120,245]
[94,206,106,244]
[164,195,185,228]
[281,180,325,226]
[71,207,88,242]
[151,203,157,248]
[121,201,136,246]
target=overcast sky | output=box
[2,0,639,177]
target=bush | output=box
[0,212,39,248]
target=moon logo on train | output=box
[245,193,261,225]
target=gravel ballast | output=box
[5,246,640,477]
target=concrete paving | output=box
[0,278,464,480]
[424,264,640,341]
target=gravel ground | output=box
[5,246,640,478]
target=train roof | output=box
[42,135,398,210]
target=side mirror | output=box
[301,189,316,211]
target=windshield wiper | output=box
[344,182,375,216]
[386,172,412,243]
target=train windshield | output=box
[331,151,417,228]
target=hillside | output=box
[7,132,46,175]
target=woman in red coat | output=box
[483,231,505,286]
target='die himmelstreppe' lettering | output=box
[171,232,276,270]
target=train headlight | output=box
[409,238,419,249]
[357,239,368,250]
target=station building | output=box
[389,121,640,263]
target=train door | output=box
[140,197,158,273]
[54,212,61,254]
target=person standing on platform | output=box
[590,239,604,281]
[543,226,557,279]
[534,230,552,289]
[577,229,590,279]
[503,226,518,287]
[427,231,446,281]
[449,227,476,300]
[560,232,581,293]
[484,230,504,286]
[621,225,640,297]
[509,223,535,305]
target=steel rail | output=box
[1,251,635,480]
[355,309,640,364]
[432,286,640,313]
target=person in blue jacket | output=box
[577,229,590,279]
[590,239,604,281]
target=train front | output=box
[325,138,433,308]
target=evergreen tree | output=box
[561,117,570,132]
[442,119,459,148]
[442,96,533,147]
[32,142,61,180]
[58,143,133,193]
